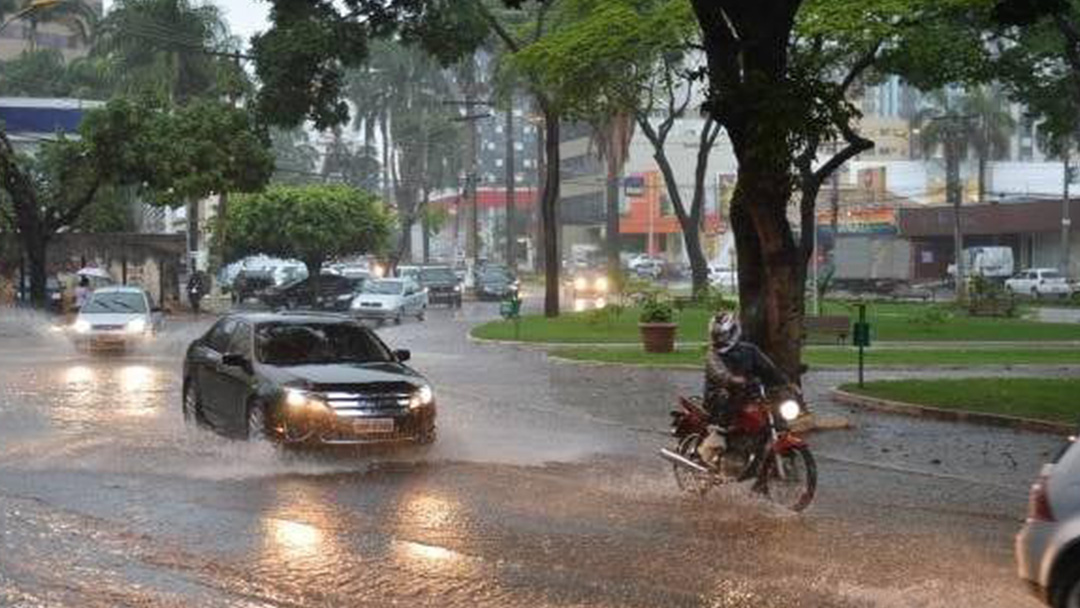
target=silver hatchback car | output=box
[1017,429,1080,607]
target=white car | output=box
[1017,430,1080,607]
[1006,268,1072,299]
[709,265,738,291]
[627,254,662,271]
[350,278,428,324]
[71,286,164,351]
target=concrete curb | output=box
[831,388,1075,436]
[544,355,1080,375]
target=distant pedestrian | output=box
[188,271,208,315]
[74,276,91,310]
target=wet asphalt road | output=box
[0,303,1066,607]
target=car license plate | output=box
[352,418,394,434]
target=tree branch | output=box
[531,0,552,44]
[840,39,882,96]
[49,178,102,233]
[475,0,521,53]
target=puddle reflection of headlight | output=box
[269,519,322,559]
[119,366,153,393]
[65,366,94,384]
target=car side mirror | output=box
[222,353,252,372]
[394,349,411,362]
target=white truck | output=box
[947,246,1014,282]
[832,234,912,292]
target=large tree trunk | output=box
[535,102,547,275]
[730,173,803,380]
[24,233,48,309]
[304,259,323,306]
[540,101,561,317]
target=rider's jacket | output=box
[704,341,788,419]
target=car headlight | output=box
[126,318,147,334]
[73,319,91,334]
[779,399,802,421]
[574,277,587,290]
[454,284,462,293]
[284,388,329,413]
[595,277,609,292]
[409,385,434,410]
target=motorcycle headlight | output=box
[574,277,587,290]
[779,399,802,421]
[73,319,91,334]
[409,385,434,410]
[595,277,609,293]
[126,318,147,334]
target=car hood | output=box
[355,294,403,306]
[77,311,147,325]
[261,361,422,388]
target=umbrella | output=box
[76,267,112,280]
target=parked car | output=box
[182,312,436,446]
[400,266,462,307]
[475,266,519,300]
[1005,268,1072,299]
[231,270,275,305]
[350,278,427,323]
[259,273,364,311]
[70,286,163,351]
[16,275,65,313]
[634,259,664,280]
[709,265,739,291]
[627,253,662,271]
[1016,427,1080,607]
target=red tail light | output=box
[1027,476,1055,522]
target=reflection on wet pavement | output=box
[0,306,1055,607]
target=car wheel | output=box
[1033,287,1040,300]
[182,379,202,426]
[417,307,425,321]
[394,309,403,325]
[1051,558,1080,608]
[246,401,270,442]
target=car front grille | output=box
[317,382,416,418]
[92,324,125,331]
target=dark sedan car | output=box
[258,274,363,312]
[182,312,436,446]
[475,267,519,300]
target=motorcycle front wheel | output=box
[672,434,713,497]
[758,445,817,512]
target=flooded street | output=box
[0,304,1058,607]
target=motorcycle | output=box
[659,385,817,512]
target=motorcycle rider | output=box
[699,312,790,463]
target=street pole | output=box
[505,104,516,269]
[946,120,967,303]
[1063,134,1072,277]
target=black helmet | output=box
[709,312,740,351]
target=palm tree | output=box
[914,86,1016,203]
[23,0,96,52]
[92,0,234,103]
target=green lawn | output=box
[841,378,1080,424]
[473,301,1080,344]
[548,345,1080,369]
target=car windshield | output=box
[255,322,393,366]
[82,292,147,313]
[419,268,456,282]
[363,280,404,295]
[481,269,512,282]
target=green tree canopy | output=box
[225,184,394,278]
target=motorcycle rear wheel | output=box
[672,434,713,497]
[758,445,817,512]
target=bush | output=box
[639,294,675,323]
[907,304,953,325]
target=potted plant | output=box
[638,295,677,353]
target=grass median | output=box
[841,378,1080,425]
[547,345,1080,369]
[473,301,1080,344]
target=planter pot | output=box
[639,322,678,354]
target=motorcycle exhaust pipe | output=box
[659,448,712,474]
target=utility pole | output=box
[505,103,516,269]
[1064,134,1072,277]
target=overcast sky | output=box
[102,0,271,46]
